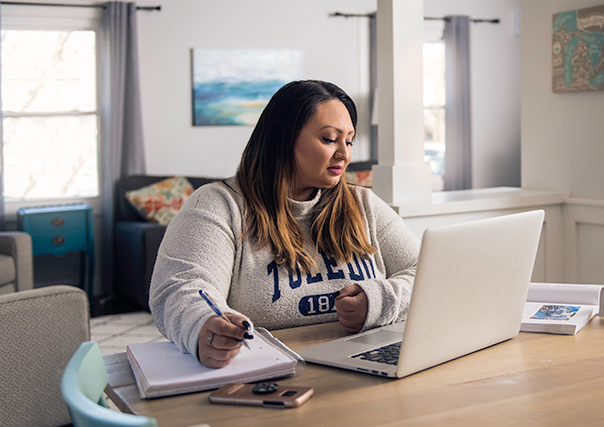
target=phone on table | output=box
[209,382,314,408]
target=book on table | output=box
[521,283,604,335]
[126,328,304,399]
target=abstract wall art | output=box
[191,49,304,126]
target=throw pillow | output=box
[125,176,195,225]
[345,170,373,188]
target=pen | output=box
[199,289,251,349]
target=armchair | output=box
[0,231,33,295]
[0,285,90,427]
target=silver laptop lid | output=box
[297,210,545,378]
[396,209,544,377]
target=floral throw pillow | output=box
[345,170,373,188]
[125,176,195,225]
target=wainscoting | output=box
[393,187,604,286]
[563,198,604,284]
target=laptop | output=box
[297,210,545,378]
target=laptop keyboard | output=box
[350,341,402,365]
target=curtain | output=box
[100,2,146,295]
[443,16,472,191]
[0,6,5,231]
[368,13,378,162]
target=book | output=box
[521,282,604,335]
[126,328,303,399]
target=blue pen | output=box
[199,289,251,350]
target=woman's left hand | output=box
[334,284,368,333]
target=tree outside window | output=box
[1,29,99,200]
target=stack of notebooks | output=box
[126,328,303,399]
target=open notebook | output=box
[127,328,303,399]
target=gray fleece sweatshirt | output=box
[149,177,420,359]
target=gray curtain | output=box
[368,13,378,162]
[443,16,472,191]
[100,2,146,295]
[0,6,4,231]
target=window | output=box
[423,40,446,190]
[2,29,99,201]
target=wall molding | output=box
[562,199,604,284]
[396,188,604,285]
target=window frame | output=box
[1,4,103,220]
[423,39,446,191]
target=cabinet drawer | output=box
[21,210,88,234]
[31,232,88,256]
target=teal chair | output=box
[61,341,159,427]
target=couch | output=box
[113,167,372,310]
[0,231,34,295]
[0,285,89,427]
[114,175,218,310]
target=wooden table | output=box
[105,317,604,426]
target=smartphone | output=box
[209,383,314,408]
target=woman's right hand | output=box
[197,314,252,368]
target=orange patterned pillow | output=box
[125,176,195,225]
[345,170,373,188]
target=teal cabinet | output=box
[17,203,94,301]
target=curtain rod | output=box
[0,1,161,11]
[425,16,500,24]
[330,12,499,24]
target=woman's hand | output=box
[334,284,368,333]
[197,314,252,368]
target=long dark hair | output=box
[236,80,375,272]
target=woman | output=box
[150,80,420,368]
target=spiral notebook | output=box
[126,328,303,399]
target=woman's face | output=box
[292,99,355,201]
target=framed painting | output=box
[191,49,304,126]
[552,5,604,93]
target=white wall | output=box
[521,0,604,285]
[135,0,522,188]
[521,0,604,200]
[424,0,522,189]
[1,0,525,189]
[136,0,376,178]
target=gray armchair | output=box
[0,285,90,427]
[0,231,33,295]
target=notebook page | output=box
[127,333,296,395]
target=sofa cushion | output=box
[114,221,168,310]
[125,176,194,225]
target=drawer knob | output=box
[52,236,65,246]
[51,217,65,227]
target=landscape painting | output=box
[192,49,304,126]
